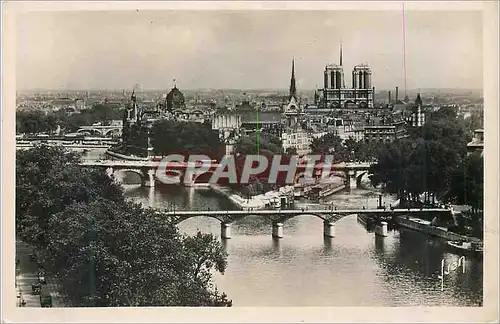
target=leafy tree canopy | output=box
[16,144,232,307]
[150,120,224,156]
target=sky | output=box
[15,9,483,91]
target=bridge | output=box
[77,125,123,137]
[17,143,114,152]
[155,207,453,239]
[79,159,375,189]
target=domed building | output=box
[165,85,186,112]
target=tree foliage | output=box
[310,133,381,162]
[445,152,484,213]
[150,120,224,156]
[16,144,232,306]
[234,132,282,155]
[369,106,480,210]
[16,103,123,134]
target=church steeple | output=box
[289,58,297,101]
[131,89,139,121]
[340,42,343,67]
[415,93,422,107]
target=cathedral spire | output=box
[415,93,422,107]
[289,58,297,101]
[340,41,343,67]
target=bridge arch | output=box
[103,128,122,137]
[356,171,370,188]
[77,128,103,136]
[176,214,226,224]
[113,168,144,184]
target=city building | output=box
[467,129,484,155]
[121,91,154,157]
[403,93,426,127]
[240,110,282,138]
[211,113,241,154]
[165,84,186,112]
[363,120,407,143]
[281,128,312,156]
[172,108,206,123]
[330,123,365,141]
[282,59,305,129]
[314,44,375,111]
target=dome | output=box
[166,86,186,111]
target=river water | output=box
[83,150,483,307]
[122,184,483,307]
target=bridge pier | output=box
[323,221,335,238]
[221,223,232,239]
[343,171,351,190]
[142,169,156,188]
[375,221,388,237]
[272,222,284,239]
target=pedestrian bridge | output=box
[155,207,452,239]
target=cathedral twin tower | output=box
[290,44,375,110]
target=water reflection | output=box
[374,235,385,254]
[122,184,483,307]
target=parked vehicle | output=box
[38,268,47,284]
[40,291,53,308]
[32,283,41,295]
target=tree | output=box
[234,132,282,155]
[150,120,223,156]
[16,144,124,249]
[369,106,472,205]
[446,152,483,213]
[285,147,298,155]
[45,200,231,307]
[16,103,124,135]
[310,133,347,162]
[16,144,232,307]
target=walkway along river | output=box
[122,180,483,307]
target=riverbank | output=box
[209,184,296,211]
[105,149,149,161]
[396,215,482,243]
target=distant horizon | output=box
[17,87,484,94]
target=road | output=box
[16,240,68,307]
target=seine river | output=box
[84,150,483,306]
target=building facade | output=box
[211,114,242,154]
[121,91,154,157]
[467,129,484,155]
[281,129,312,156]
[315,45,375,110]
[363,121,407,143]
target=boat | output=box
[446,240,483,255]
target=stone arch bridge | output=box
[80,160,375,188]
[156,208,452,239]
[77,125,123,137]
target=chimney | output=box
[388,90,392,103]
[395,86,399,101]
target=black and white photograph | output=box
[2,1,498,323]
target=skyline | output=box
[16,10,483,91]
